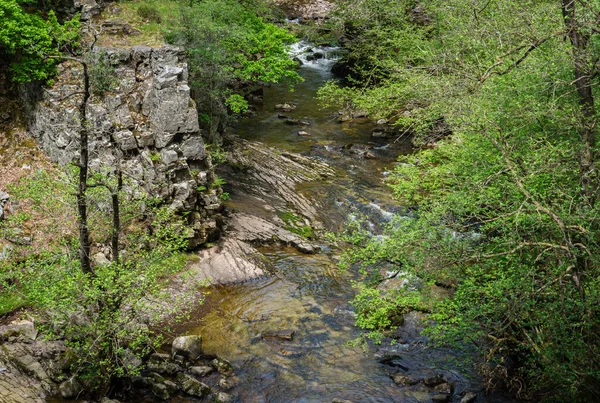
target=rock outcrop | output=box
[23,46,221,247]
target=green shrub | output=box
[137,4,162,23]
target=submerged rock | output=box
[391,373,419,386]
[216,391,234,403]
[177,373,211,397]
[262,329,296,341]
[461,391,477,403]
[211,357,233,374]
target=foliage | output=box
[164,0,302,141]
[0,0,80,83]
[225,93,249,114]
[330,0,600,400]
[0,169,194,393]
[350,284,425,344]
[207,144,228,165]
[211,176,226,188]
[88,51,118,96]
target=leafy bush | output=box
[88,51,118,96]
[0,0,80,83]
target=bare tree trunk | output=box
[561,0,597,207]
[77,61,93,275]
[111,169,122,264]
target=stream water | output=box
[175,42,507,403]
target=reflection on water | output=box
[184,247,417,402]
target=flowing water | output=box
[175,41,506,403]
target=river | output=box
[173,41,511,403]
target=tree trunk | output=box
[78,61,92,275]
[111,170,122,264]
[561,0,597,207]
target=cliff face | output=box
[23,45,222,247]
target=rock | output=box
[177,373,211,397]
[101,398,122,403]
[460,392,477,403]
[432,393,451,402]
[121,349,142,372]
[23,45,220,251]
[160,148,179,165]
[434,382,453,394]
[298,130,311,136]
[92,252,111,267]
[423,374,446,387]
[0,243,13,260]
[218,376,238,389]
[113,130,137,151]
[5,228,32,245]
[285,119,310,126]
[163,380,179,394]
[59,377,82,399]
[376,119,388,125]
[277,346,303,358]
[181,137,206,160]
[102,20,141,36]
[378,355,409,371]
[275,103,297,112]
[245,88,264,104]
[189,238,270,284]
[230,214,318,254]
[391,373,419,386]
[211,357,233,374]
[189,365,214,377]
[172,335,203,360]
[13,353,49,381]
[216,392,234,403]
[332,399,354,403]
[147,353,181,375]
[0,320,37,341]
[75,0,104,21]
[0,190,8,220]
[156,66,183,89]
[262,329,296,341]
[151,381,170,400]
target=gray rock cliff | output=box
[23,45,221,247]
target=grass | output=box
[95,0,183,48]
